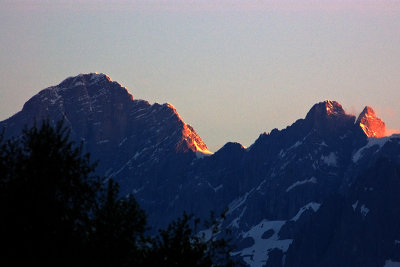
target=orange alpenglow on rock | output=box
[356,106,386,138]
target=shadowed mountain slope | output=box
[2,74,399,267]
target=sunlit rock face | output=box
[356,106,386,138]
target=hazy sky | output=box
[1,0,400,151]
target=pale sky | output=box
[1,0,400,151]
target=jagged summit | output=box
[18,72,134,121]
[56,73,118,91]
[303,100,355,135]
[305,100,347,120]
[303,101,389,138]
[2,73,209,156]
[60,72,111,84]
[356,106,386,138]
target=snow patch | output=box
[290,202,321,222]
[384,259,400,267]
[232,220,292,267]
[288,141,302,151]
[196,150,213,159]
[132,186,144,194]
[352,137,392,162]
[89,73,109,84]
[74,81,85,86]
[228,178,268,215]
[228,189,254,215]
[320,141,328,147]
[194,140,213,159]
[352,200,359,211]
[119,137,127,147]
[286,177,317,192]
[207,181,223,192]
[312,161,318,170]
[360,204,369,217]
[133,152,141,160]
[228,207,247,229]
[321,152,337,167]
[256,179,266,191]
[198,228,213,241]
[280,161,290,170]
[48,89,62,105]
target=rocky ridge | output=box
[1,74,400,267]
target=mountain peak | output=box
[324,100,344,115]
[59,73,113,89]
[303,100,355,136]
[3,73,210,158]
[305,100,346,120]
[356,106,386,138]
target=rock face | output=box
[0,73,211,227]
[304,100,356,136]
[2,75,400,267]
[3,73,209,155]
[285,157,400,267]
[356,106,386,138]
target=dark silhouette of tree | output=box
[88,179,147,267]
[0,121,102,266]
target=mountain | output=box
[356,106,386,138]
[0,73,211,227]
[2,73,400,267]
[285,157,400,267]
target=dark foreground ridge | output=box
[1,73,400,266]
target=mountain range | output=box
[1,73,400,267]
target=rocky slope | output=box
[1,74,399,267]
[0,73,211,227]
